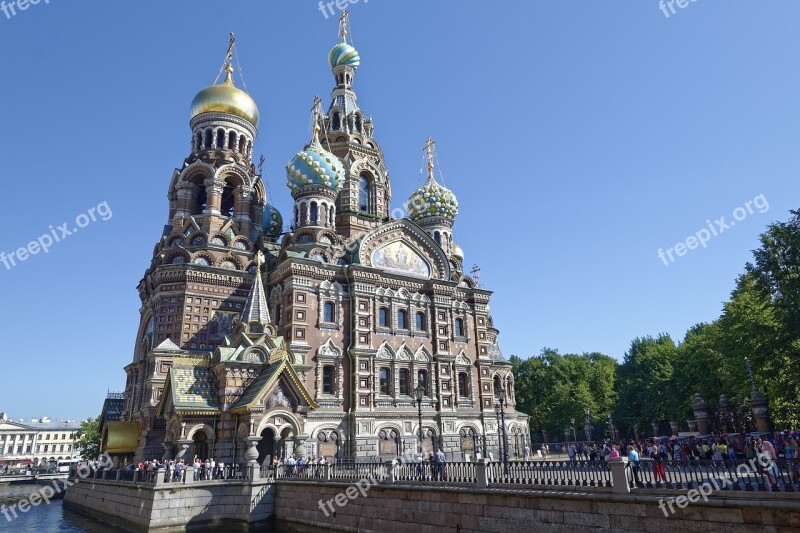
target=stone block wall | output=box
[64,478,274,531]
[275,481,800,533]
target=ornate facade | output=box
[107,19,528,465]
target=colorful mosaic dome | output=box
[286,136,345,191]
[408,177,459,221]
[261,204,283,237]
[329,42,360,70]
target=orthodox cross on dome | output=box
[470,264,482,287]
[311,95,323,140]
[258,154,265,177]
[424,137,436,179]
[339,9,349,43]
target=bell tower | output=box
[320,10,392,239]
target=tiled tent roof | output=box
[167,359,219,414]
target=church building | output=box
[103,14,529,465]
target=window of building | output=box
[380,368,391,395]
[417,369,428,395]
[378,307,389,327]
[310,202,318,223]
[323,365,334,394]
[324,302,335,323]
[455,318,464,337]
[416,312,426,331]
[398,309,407,330]
[358,175,370,213]
[458,372,469,397]
[399,369,410,396]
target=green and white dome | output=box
[408,177,459,221]
[329,42,360,70]
[285,135,345,192]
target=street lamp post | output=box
[584,408,591,442]
[570,418,576,443]
[497,389,509,476]
[607,412,615,442]
[414,385,425,456]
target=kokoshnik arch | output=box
[101,14,529,465]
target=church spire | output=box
[241,251,271,327]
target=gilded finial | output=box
[424,137,435,180]
[255,250,265,271]
[339,9,349,43]
[311,95,323,142]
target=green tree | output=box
[75,417,102,460]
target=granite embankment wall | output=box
[274,481,800,533]
[64,477,274,531]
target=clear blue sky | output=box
[1,0,798,420]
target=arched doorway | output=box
[192,431,209,460]
[257,428,275,465]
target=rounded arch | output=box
[255,410,300,438]
[186,423,214,441]
[218,255,242,270]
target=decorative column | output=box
[204,179,223,215]
[234,185,253,223]
[692,393,710,435]
[175,182,196,220]
[175,440,191,461]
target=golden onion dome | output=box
[190,64,259,127]
[451,243,464,261]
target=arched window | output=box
[310,202,318,223]
[434,232,442,246]
[397,309,407,330]
[458,372,469,398]
[455,318,464,337]
[323,365,334,394]
[415,312,426,331]
[358,174,370,213]
[378,308,389,327]
[399,369,410,396]
[204,130,213,150]
[228,131,237,151]
[324,302,335,323]
[195,132,202,152]
[355,114,362,132]
[216,129,226,149]
[332,112,341,131]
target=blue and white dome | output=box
[261,204,283,238]
[408,177,459,221]
[285,137,345,191]
[329,43,360,70]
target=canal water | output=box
[0,483,120,532]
